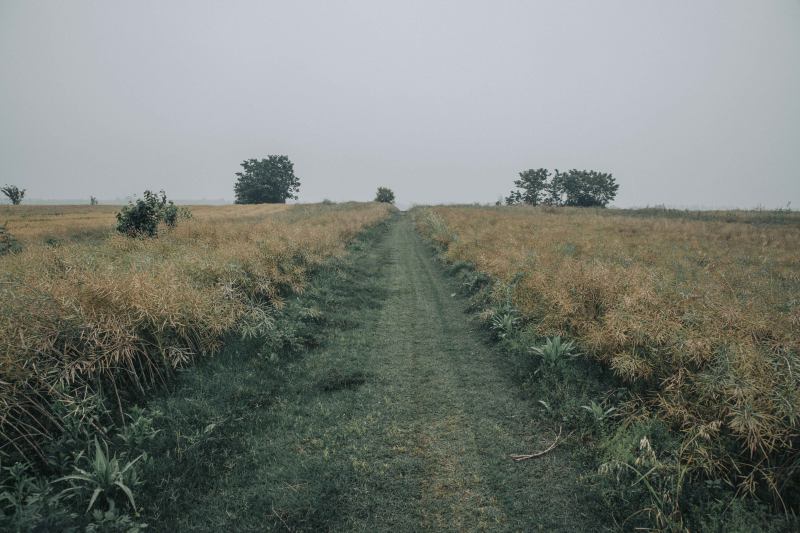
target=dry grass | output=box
[0,203,291,243]
[415,205,800,504]
[0,202,393,460]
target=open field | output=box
[0,202,392,462]
[134,214,603,531]
[414,205,800,524]
[2,203,798,531]
[0,203,292,244]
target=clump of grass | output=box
[413,205,800,518]
[0,224,22,255]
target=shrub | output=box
[375,187,395,204]
[0,224,22,255]
[115,190,189,237]
[1,185,25,205]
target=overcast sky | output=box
[1,1,798,208]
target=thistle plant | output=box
[491,311,520,340]
[530,336,577,368]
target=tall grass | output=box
[0,202,393,461]
[414,205,800,510]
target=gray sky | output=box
[1,1,798,208]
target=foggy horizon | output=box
[2,1,799,209]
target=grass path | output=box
[144,213,602,531]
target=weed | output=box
[0,224,21,255]
[530,336,577,369]
[581,400,617,423]
[57,438,143,513]
[0,461,76,531]
[116,407,161,451]
[85,500,147,532]
[490,310,519,340]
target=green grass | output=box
[8,208,792,531]
[135,213,607,531]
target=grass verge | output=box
[412,206,799,532]
[0,206,392,531]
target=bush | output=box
[375,187,395,204]
[0,224,22,255]
[1,185,25,205]
[115,190,189,237]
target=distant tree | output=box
[506,168,550,206]
[505,189,522,205]
[234,156,300,204]
[1,185,25,205]
[556,169,618,207]
[375,187,395,204]
[90,196,99,206]
[506,168,618,207]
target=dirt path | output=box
[149,213,600,531]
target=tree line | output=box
[505,168,618,207]
[233,155,394,205]
[4,160,618,209]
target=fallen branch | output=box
[510,426,563,462]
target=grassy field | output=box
[126,214,604,531]
[0,203,392,462]
[0,203,293,244]
[414,205,800,528]
[3,202,797,531]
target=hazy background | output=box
[1,0,798,208]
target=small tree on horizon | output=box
[375,187,395,204]
[234,156,300,204]
[1,185,25,205]
[553,169,618,207]
[506,169,549,206]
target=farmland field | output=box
[1,203,798,531]
[415,205,800,528]
[0,202,392,461]
[0,203,292,244]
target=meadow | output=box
[0,202,393,463]
[414,205,800,524]
[3,201,798,531]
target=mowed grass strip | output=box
[140,214,601,532]
[414,205,800,510]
